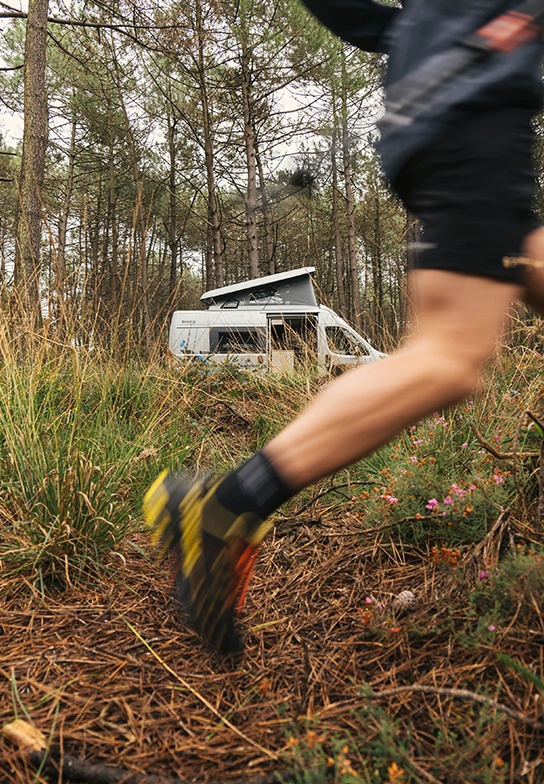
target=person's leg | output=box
[144,268,521,652]
[264,269,522,488]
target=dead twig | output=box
[365,684,544,730]
[287,480,375,516]
[470,423,538,461]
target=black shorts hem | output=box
[394,107,540,285]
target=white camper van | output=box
[169,267,386,374]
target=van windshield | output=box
[326,326,370,356]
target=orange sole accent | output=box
[235,546,259,614]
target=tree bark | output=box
[111,46,152,345]
[331,124,347,317]
[195,0,224,288]
[14,0,49,318]
[56,113,76,317]
[241,45,259,279]
[340,50,361,330]
[256,146,274,275]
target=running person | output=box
[144,0,544,654]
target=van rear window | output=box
[210,327,265,354]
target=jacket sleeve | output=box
[301,0,400,53]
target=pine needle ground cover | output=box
[1,344,544,784]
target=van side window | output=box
[326,326,370,356]
[210,327,265,354]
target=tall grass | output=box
[0,315,169,589]
[1,304,542,595]
[0,317,312,592]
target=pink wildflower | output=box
[450,484,467,498]
[479,570,490,580]
[381,494,398,505]
[426,498,439,510]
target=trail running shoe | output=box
[143,470,267,654]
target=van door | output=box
[267,314,318,372]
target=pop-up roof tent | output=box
[200,267,318,310]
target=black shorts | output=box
[393,107,542,283]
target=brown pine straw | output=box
[1,509,543,784]
[122,617,278,761]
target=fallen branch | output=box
[365,685,544,729]
[29,750,186,784]
[3,720,304,784]
[470,423,539,461]
[3,721,181,784]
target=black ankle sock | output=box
[215,450,293,519]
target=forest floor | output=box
[2,506,544,784]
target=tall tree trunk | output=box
[14,0,48,318]
[56,114,76,318]
[370,193,382,338]
[240,45,259,279]
[107,134,119,320]
[112,48,152,346]
[331,125,347,317]
[256,146,274,274]
[195,0,223,287]
[341,51,361,330]
[167,114,181,296]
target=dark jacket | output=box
[302,0,544,180]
